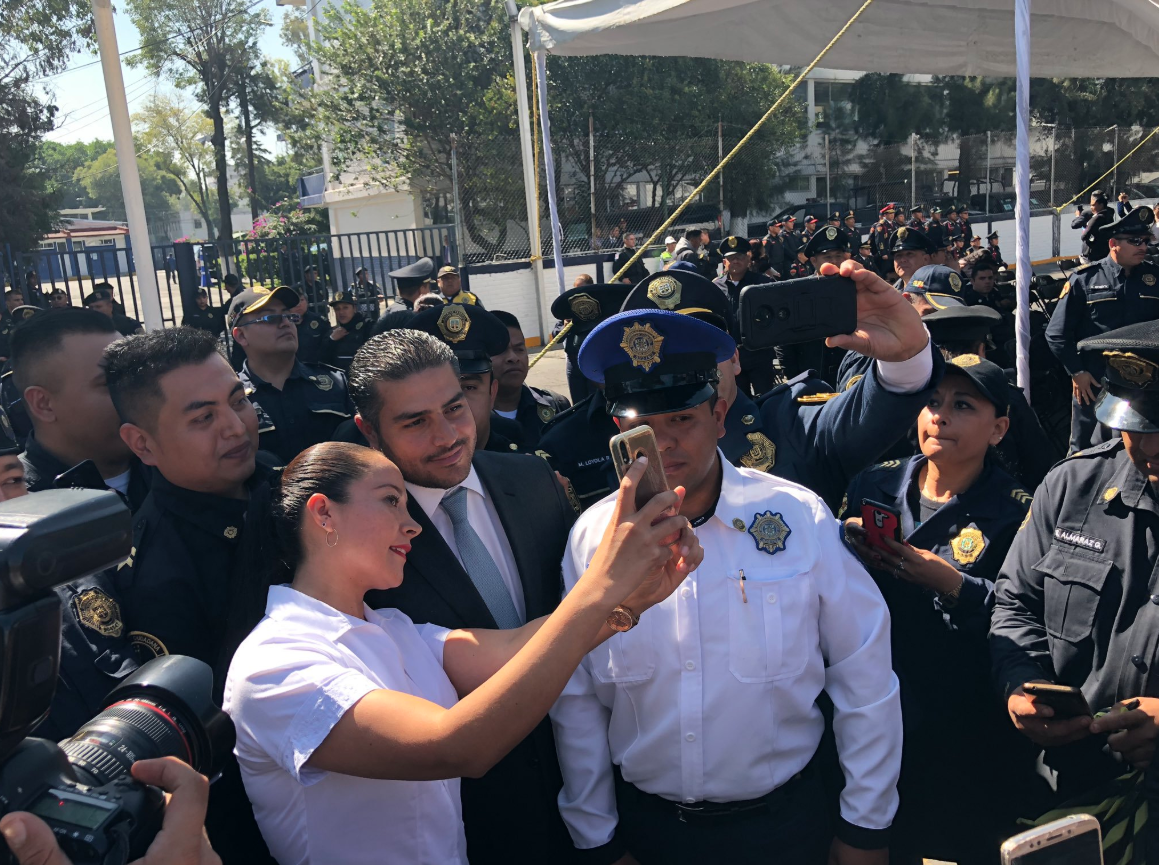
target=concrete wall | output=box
[326,188,424,236]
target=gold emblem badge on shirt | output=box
[620,322,664,372]
[739,432,776,472]
[950,527,985,565]
[537,405,556,423]
[72,588,123,638]
[130,631,168,659]
[311,374,334,391]
[748,511,791,556]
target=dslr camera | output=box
[0,490,234,864]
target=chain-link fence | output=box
[426,124,1159,266]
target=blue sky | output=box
[39,0,298,148]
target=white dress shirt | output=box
[875,328,934,394]
[224,586,465,865]
[407,466,527,622]
[550,455,902,850]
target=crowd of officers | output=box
[3,195,1159,865]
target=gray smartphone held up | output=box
[738,274,858,351]
[1000,815,1102,865]
[609,426,669,510]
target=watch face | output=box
[607,607,635,632]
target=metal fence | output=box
[2,224,457,327]
[429,124,1159,265]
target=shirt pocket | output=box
[589,615,655,684]
[727,568,814,683]
[1035,545,1112,644]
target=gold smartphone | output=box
[609,426,669,510]
[1000,815,1102,865]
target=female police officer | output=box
[843,354,1043,864]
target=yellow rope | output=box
[1055,126,1159,213]
[531,54,543,254]
[605,0,879,285]
[530,0,878,368]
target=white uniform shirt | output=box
[224,586,466,865]
[408,466,527,622]
[550,455,902,850]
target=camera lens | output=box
[57,656,234,787]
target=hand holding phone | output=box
[739,274,857,350]
[860,500,901,554]
[1001,814,1102,865]
[610,426,669,511]
[1021,683,1093,720]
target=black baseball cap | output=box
[943,354,1010,416]
[227,285,300,328]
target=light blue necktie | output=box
[439,486,522,629]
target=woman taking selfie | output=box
[223,442,699,865]
[842,355,1044,864]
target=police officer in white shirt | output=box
[551,309,902,865]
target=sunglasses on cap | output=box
[236,312,302,327]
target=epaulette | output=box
[796,392,839,405]
[872,459,904,471]
[1065,438,1123,459]
[1075,261,1100,273]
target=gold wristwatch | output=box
[606,605,641,633]
[940,577,965,609]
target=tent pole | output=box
[506,2,548,340]
[534,50,567,294]
[1014,0,1032,398]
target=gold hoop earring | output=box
[326,528,339,548]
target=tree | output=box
[133,94,220,238]
[280,8,312,69]
[124,0,271,258]
[38,139,113,211]
[75,147,181,222]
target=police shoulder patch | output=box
[1010,488,1032,507]
[875,459,903,470]
[129,630,169,660]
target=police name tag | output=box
[1053,527,1106,554]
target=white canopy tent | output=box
[514,0,1159,398]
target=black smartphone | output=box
[54,459,108,492]
[738,275,857,350]
[1021,683,1093,719]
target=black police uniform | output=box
[295,308,332,365]
[295,272,327,312]
[713,236,777,396]
[763,229,787,277]
[845,453,1042,861]
[351,273,382,319]
[987,239,1006,269]
[1045,206,1159,453]
[992,320,1159,796]
[240,362,352,464]
[323,291,371,373]
[925,215,946,249]
[0,314,15,361]
[852,248,876,274]
[182,304,225,336]
[502,384,570,450]
[484,412,527,455]
[550,284,632,405]
[612,245,650,286]
[1072,206,1115,262]
[20,430,152,511]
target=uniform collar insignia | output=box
[620,321,664,371]
[748,510,791,555]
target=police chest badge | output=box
[311,374,334,391]
[825,227,838,241]
[647,276,681,310]
[739,432,776,472]
[310,319,319,329]
[537,405,556,423]
[1144,274,1157,287]
[568,293,601,322]
[438,304,470,343]
[620,322,664,372]
[950,527,985,565]
[1107,351,1158,386]
[72,588,123,638]
[748,511,791,556]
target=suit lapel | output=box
[474,453,548,620]
[403,495,497,628]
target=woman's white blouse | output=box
[223,585,465,865]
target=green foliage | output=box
[0,82,59,251]
[38,139,113,210]
[1,0,93,78]
[75,147,182,222]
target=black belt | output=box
[615,765,811,824]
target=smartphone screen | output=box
[1008,829,1102,865]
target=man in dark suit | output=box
[348,328,577,864]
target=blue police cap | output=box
[578,310,735,419]
[905,265,967,310]
[1079,320,1159,433]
